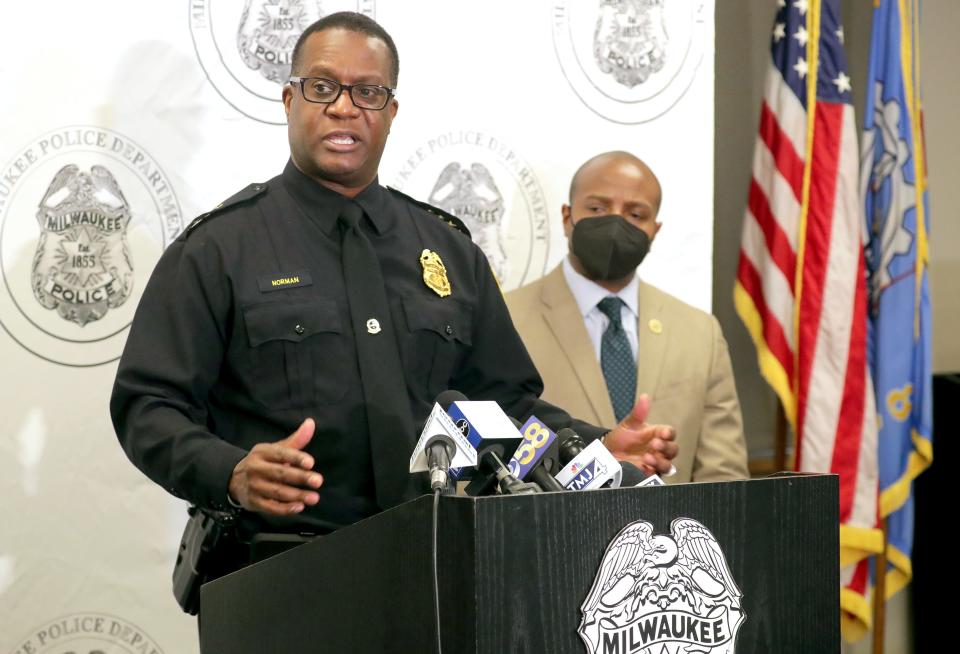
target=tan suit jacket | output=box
[505,264,748,483]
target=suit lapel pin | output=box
[648,318,662,334]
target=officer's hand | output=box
[227,418,323,515]
[602,395,678,477]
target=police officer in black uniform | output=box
[110,12,677,567]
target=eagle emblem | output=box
[579,518,745,654]
[428,162,507,284]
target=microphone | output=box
[425,434,456,492]
[556,428,587,463]
[619,462,652,486]
[409,398,478,491]
[555,428,622,490]
[557,429,652,487]
[529,453,566,492]
[636,473,666,487]
[436,389,468,412]
[443,396,524,482]
[474,449,541,496]
[507,416,565,492]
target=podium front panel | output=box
[202,474,839,653]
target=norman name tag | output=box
[257,271,313,292]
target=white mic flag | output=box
[554,439,623,490]
[409,403,477,473]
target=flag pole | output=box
[871,518,889,654]
[774,401,788,472]
[869,7,886,654]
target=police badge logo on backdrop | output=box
[580,518,745,654]
[0,127,183,366]
[31,165,133,327]
[189,0,376,124]
[390,131,549,291]
[552,0,707,124]
[9,613,165,654]
[429,162,510,282]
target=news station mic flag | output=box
[861,0,933,621]
[734,0,881,639]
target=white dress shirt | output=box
[562,255,639,364]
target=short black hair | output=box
[290,12,399,86]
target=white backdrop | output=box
[0,2,713,651]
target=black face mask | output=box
[570,214,651,281]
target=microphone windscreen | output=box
[619,461,649,486]
[435,389,469,411]
[557,427,580,446]
[556,428,584,465]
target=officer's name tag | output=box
[257,271,313,292]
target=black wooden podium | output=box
[200,474,838,653]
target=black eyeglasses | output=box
[288,76,396,110]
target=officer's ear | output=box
[562,204,573,239]
[282,83,294,117]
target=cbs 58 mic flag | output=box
[860,0,933,615]
[734,0,881,639]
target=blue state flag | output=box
[860,0,933,599]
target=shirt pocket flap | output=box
[243,299,341,347]
[402,297,472,346]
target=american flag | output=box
[734,0,881,638]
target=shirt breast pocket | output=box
[401,297,472,399]
[242,298,348,409]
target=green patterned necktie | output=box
[597,296,637,422]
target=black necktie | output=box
[338,202,418,509]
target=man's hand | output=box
[602,395,678,477]
[228,418,323,515]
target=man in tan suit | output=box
[505,152,748,483]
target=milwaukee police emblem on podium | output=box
[579,517,745,654]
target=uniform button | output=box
[445,324,453,335]
[294,324,305,335]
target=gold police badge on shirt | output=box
[420,249,451,297]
